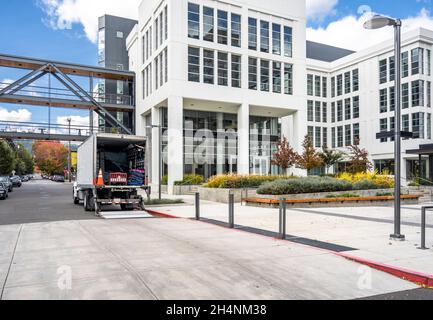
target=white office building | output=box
[122,0,433,192]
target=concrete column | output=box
[151,107,161,189]
[216,112,225,175]
[237,103,250,175]
[289,110,308,177]
[167,96,184,193]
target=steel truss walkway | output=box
[0,54,135,135]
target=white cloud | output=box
[0,79,14,89]
[306,0,338,21]
[307,8,433,51]
[0,107,32,122]
[39,0,140,43]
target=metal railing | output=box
[0,120,98,137]
[0,82,133,106]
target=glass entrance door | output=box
[252,156,269,176]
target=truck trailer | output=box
[73,133,151,214]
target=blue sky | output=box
[0,0,432,126]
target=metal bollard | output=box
[421,207,427,250]
[195,192,200,221]
[279,198,287,240]
[229,193,235,228]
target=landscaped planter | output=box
[254,188,397,200]
[172,185,201,195]
[198,187,259,203]
[244,194,421,209]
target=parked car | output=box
[10,176,22,188]
[21,175,30,182]
[0,177,13,192]
[52,175,65,183]
[0,183,8,200]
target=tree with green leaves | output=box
[15,144,34,175]
[319,146,345,174]
[271,137,299,175]
[0,140,16,175]
[295,135,323,172]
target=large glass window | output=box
[389,86,395,112]
[260,21,270,53]
[315,127,322,148]
[344,72,351,94]
[188,3,200,39]
[231,13,241,47]
[307,74,313,96]
[402,51,409,78]
[284,26,292,57]
[337,126,343,148]
[331,102,336,123]
[402,114,410,133]
[203,49,214,84]
[218,52,228,86]
[353,96,360,119]
[231,54,241,88]
[203,6,214,42]
[315,102,321,122]
[188,47,200,82]
[260,59,270,92]
[428,113,432,139]
[412,48,424,75]
[323,128,328,148]
[307,101,314,122]
[272,24,281,55]
[248,57,258,90]
[272,62,281,93]
[380,88,388,113]
[322,103,328,123]
[353,123,360,144]
[345,125,352,146]
[284,64,293,95]
[427,49,432,76]
[428,81,432,108]
[217,10,228,45]
[322,77,328,98]
[402,83,409,109]
[379,59,387,84]
[337,101,343,122]
[380,118,388,143]
[412,80,425,107]
[337,75,343,96]
[412,112,425,139]
[345,98,351,120]
[332,127,336,148]
[353,69,359,92]
[331,77,335,98]
[315,76,321,97]
[389,56,395,82]
[248,18,257,50]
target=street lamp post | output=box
[364,15,405,240]
[67,118,72,183]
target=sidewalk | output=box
[145,196,433,286]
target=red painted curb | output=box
[338,252,433,288]
[145,209,179,219]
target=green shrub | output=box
[161,175,168,185]
[352,179,382,190]
[257,177,353,195]
[205,174,289,189]
[376,192,393,197]
[174,174,205,186]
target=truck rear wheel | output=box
[84,192,95,212]
[73,189,80,205]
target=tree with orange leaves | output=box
[33,141,68,175]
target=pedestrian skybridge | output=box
[0,54,136,135]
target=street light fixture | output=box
[364,15,405,241]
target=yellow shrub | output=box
[337,171,394,189]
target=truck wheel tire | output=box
[84,192,95,212]
[73,190,80,205]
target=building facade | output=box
[119,0,433,192]
[98,15,138,133]
[126,0,307,192]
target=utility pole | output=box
[67,117,72,182]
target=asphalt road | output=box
[0,179,97,226]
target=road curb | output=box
[337,252,433,288]
[145,209,180,219]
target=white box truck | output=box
[73,133,151,214]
